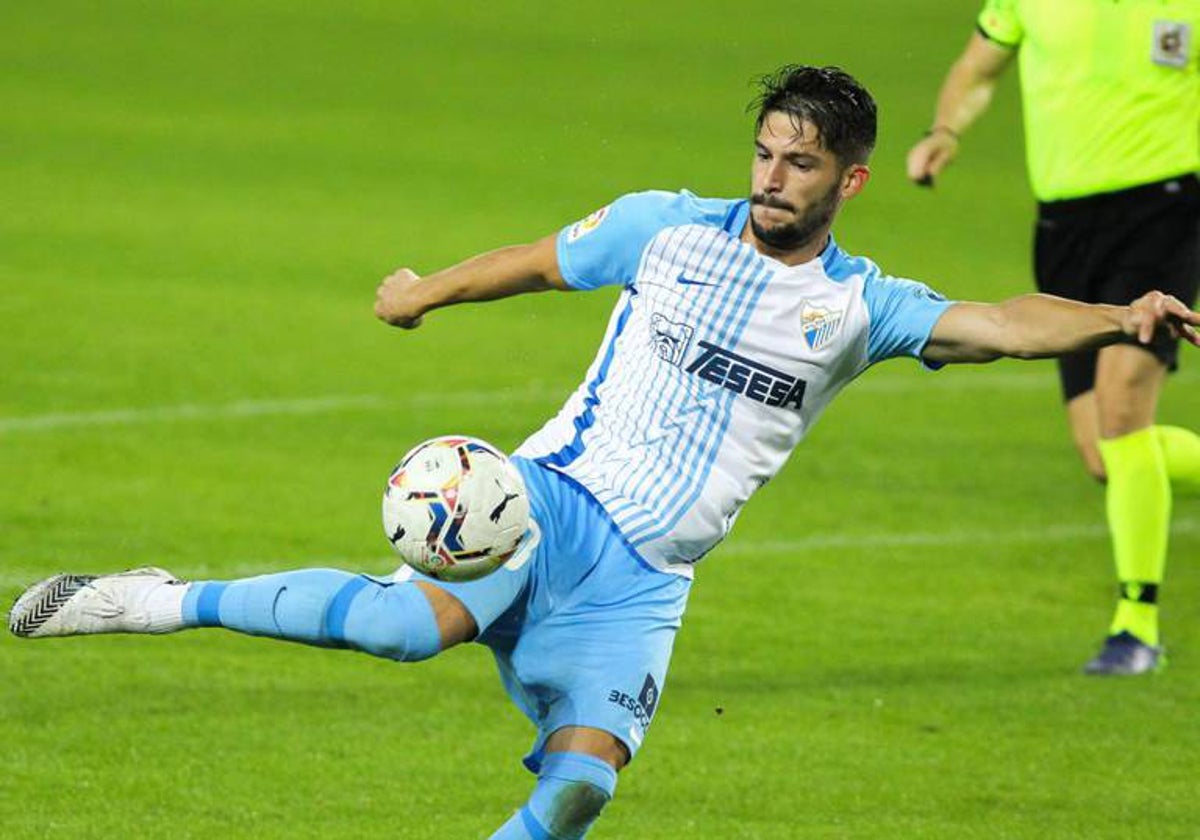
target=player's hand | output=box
[906,130,959,188]
[1125,291,1200,346]
[375,268,426,329]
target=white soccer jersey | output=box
[514,190,953,575]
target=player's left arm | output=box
[375,234,568,329]
[922,292,1200,364]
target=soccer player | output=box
[10,66,1200,837]
[906,1,1200,675]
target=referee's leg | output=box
[1065,391,1106,482]
[1094,345,1165,441]
[1088,344,1169,665]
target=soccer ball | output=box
[382,436,530,582]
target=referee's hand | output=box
[906,131,959,188]
[1126,291,1200,346]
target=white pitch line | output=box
[0,386,562,434]
[719,518,1199,555]
[0,559,398,591]
[0,395,389,433]
[5,357,1198,436]
[0,370,1069,435]
[2,519,1195,589]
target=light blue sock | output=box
[181,570,441,661]
[490,752,618,839]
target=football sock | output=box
[138,577,190,633]
[181,570,441,661]
[1155,425,1200,496]
[490,752,618,840]
[1098,428,1169,646]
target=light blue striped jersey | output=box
[514,190,953,574]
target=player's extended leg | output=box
[1085,344,1169,675]
[8,567,479,662]
[490,727,624,840]
[183,572,477,659]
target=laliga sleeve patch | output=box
[907,283,947,303]
[1152,21,1191,68]
[566,205,611,242]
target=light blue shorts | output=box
[398,457,691,772]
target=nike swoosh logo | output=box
[676,273,718,287]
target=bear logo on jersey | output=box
[650,313,694,366]
[800,301,843,352]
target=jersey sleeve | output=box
[556,191,676,290]
[977,0,1023,47]
[863,274,955,366]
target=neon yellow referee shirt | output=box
[978,0,1199,201]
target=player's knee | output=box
[329,578,442,662]
[527,752,618,839]
[543,781,611,837]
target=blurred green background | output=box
[2,1,1197,837]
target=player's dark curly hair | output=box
[751,65,877,165]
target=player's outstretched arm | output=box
[906,32,1014,186]
[922,292,1200,365]
[374,234,567,329]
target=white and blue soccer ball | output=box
[382,435,530,582]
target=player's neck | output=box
[742,224,831,267]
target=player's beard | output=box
[749,180,841,252]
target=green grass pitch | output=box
[2,1,1198,837]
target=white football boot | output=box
[8,567,188,638]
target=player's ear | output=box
[840,164,870,200]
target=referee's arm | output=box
[922,293,1200,365]
[906,32,1015,185]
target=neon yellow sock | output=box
[1097,428,1170,646]
[1155,425,1200,497]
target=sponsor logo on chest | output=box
[685,341,807,409]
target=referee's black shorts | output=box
[1034,173,1200,402]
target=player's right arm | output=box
[374,235,568,329]
[905,31,1015,185]
[376,191,694,328]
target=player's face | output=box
[748,111,869,259]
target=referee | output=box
[907,0,1200,675]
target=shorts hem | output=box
[522,721,640,775]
